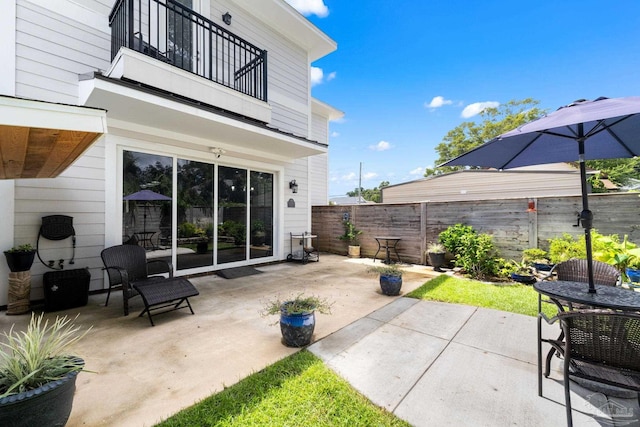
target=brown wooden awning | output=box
[0,96,107,179]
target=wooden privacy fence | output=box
[312,193,640,264]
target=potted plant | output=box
[368,264,403,296]
[426,242,446,271]
[338,220,363,258]
[3,244,36,273]
[509,259,536,284]
[522,248,552,271]
[262,294,333,347]
[0,313,90,427]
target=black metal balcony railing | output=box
[109,0,268,102]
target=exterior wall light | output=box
[289,180,298,193]
[222,12,232,25]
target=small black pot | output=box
[379,274,402,296]
[428,252,446,271]
[4,250,36,273]
[0,358,83,427]
[511,272,536,284]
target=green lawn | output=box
[156,350,410,427]
[406,274,557,318]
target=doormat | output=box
[216,266,263,279]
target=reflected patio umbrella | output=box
[440,96,640,293]
[123,189,171,237]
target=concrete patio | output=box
[2,254,639,426]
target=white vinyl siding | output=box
[13,140,106,297]
[283,158,310,255]
[15,1,110,103]
[210,1,309,135]
[309,113,328,205]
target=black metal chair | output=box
[101,244,199,325]
[556,309,640,427]
[546,259,621,286]
[539,259,622,390]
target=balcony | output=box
[108,0,269,120]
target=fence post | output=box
[528,198,538,248]
[421,202,428,264]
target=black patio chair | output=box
[101,244,199,325]
[556,309,640,427]
[545,258,621,287]
[539,259,622,386]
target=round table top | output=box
[534,280,640,311]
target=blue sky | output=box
[285,0,640,198]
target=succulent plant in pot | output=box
[262,294,333,347]
[0,313,90,427]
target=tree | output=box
[347,181,390,203]
[426,99,546,176]
[586,158,640,188]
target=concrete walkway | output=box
[2,254,639,426]
[310,298,640,426]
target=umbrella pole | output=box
[578,137,596,293]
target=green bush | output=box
[456,233,501,280]
[438,224,476,255]
[548,233,585,264]
[439,224,502,280]
[178,222,198,238]
[522,248,549,264]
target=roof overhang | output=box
[312,98,344,121]
[230,0,336,61]
[0,96,107,179]
[79,75,327,161]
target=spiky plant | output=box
[0,313,90,398]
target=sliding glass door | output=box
[122,150,274,271]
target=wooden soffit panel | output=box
[0,96,107,179]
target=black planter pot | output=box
[533,262,552,272]
[0,358,83,427]
[279,306,315,347]
[379,274,402,296]
[3,250,36,273]
[428,252,446,271]
[510,273,536,285]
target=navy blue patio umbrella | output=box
[123,189,171,237]
[440,97,640,293]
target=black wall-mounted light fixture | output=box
[289,179,298,193]
[222,12,232,25]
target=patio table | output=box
[374,237,402,264]
[534,280,640,396]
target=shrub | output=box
[548,233,585,264]
[439,224,476,255]
[456,233,501,280]
[522,248,549,264]
[178,222,198,238]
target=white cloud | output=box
[341,172,357,181]
[409,167,424,176]
[285,0,329,17]
[461,101,500,118]
[331,131,340,137]
[426,96,453,109]
[369,140,392,151]
[363,172,378,180]
[310,67,324,86]
[310,67,336,87]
